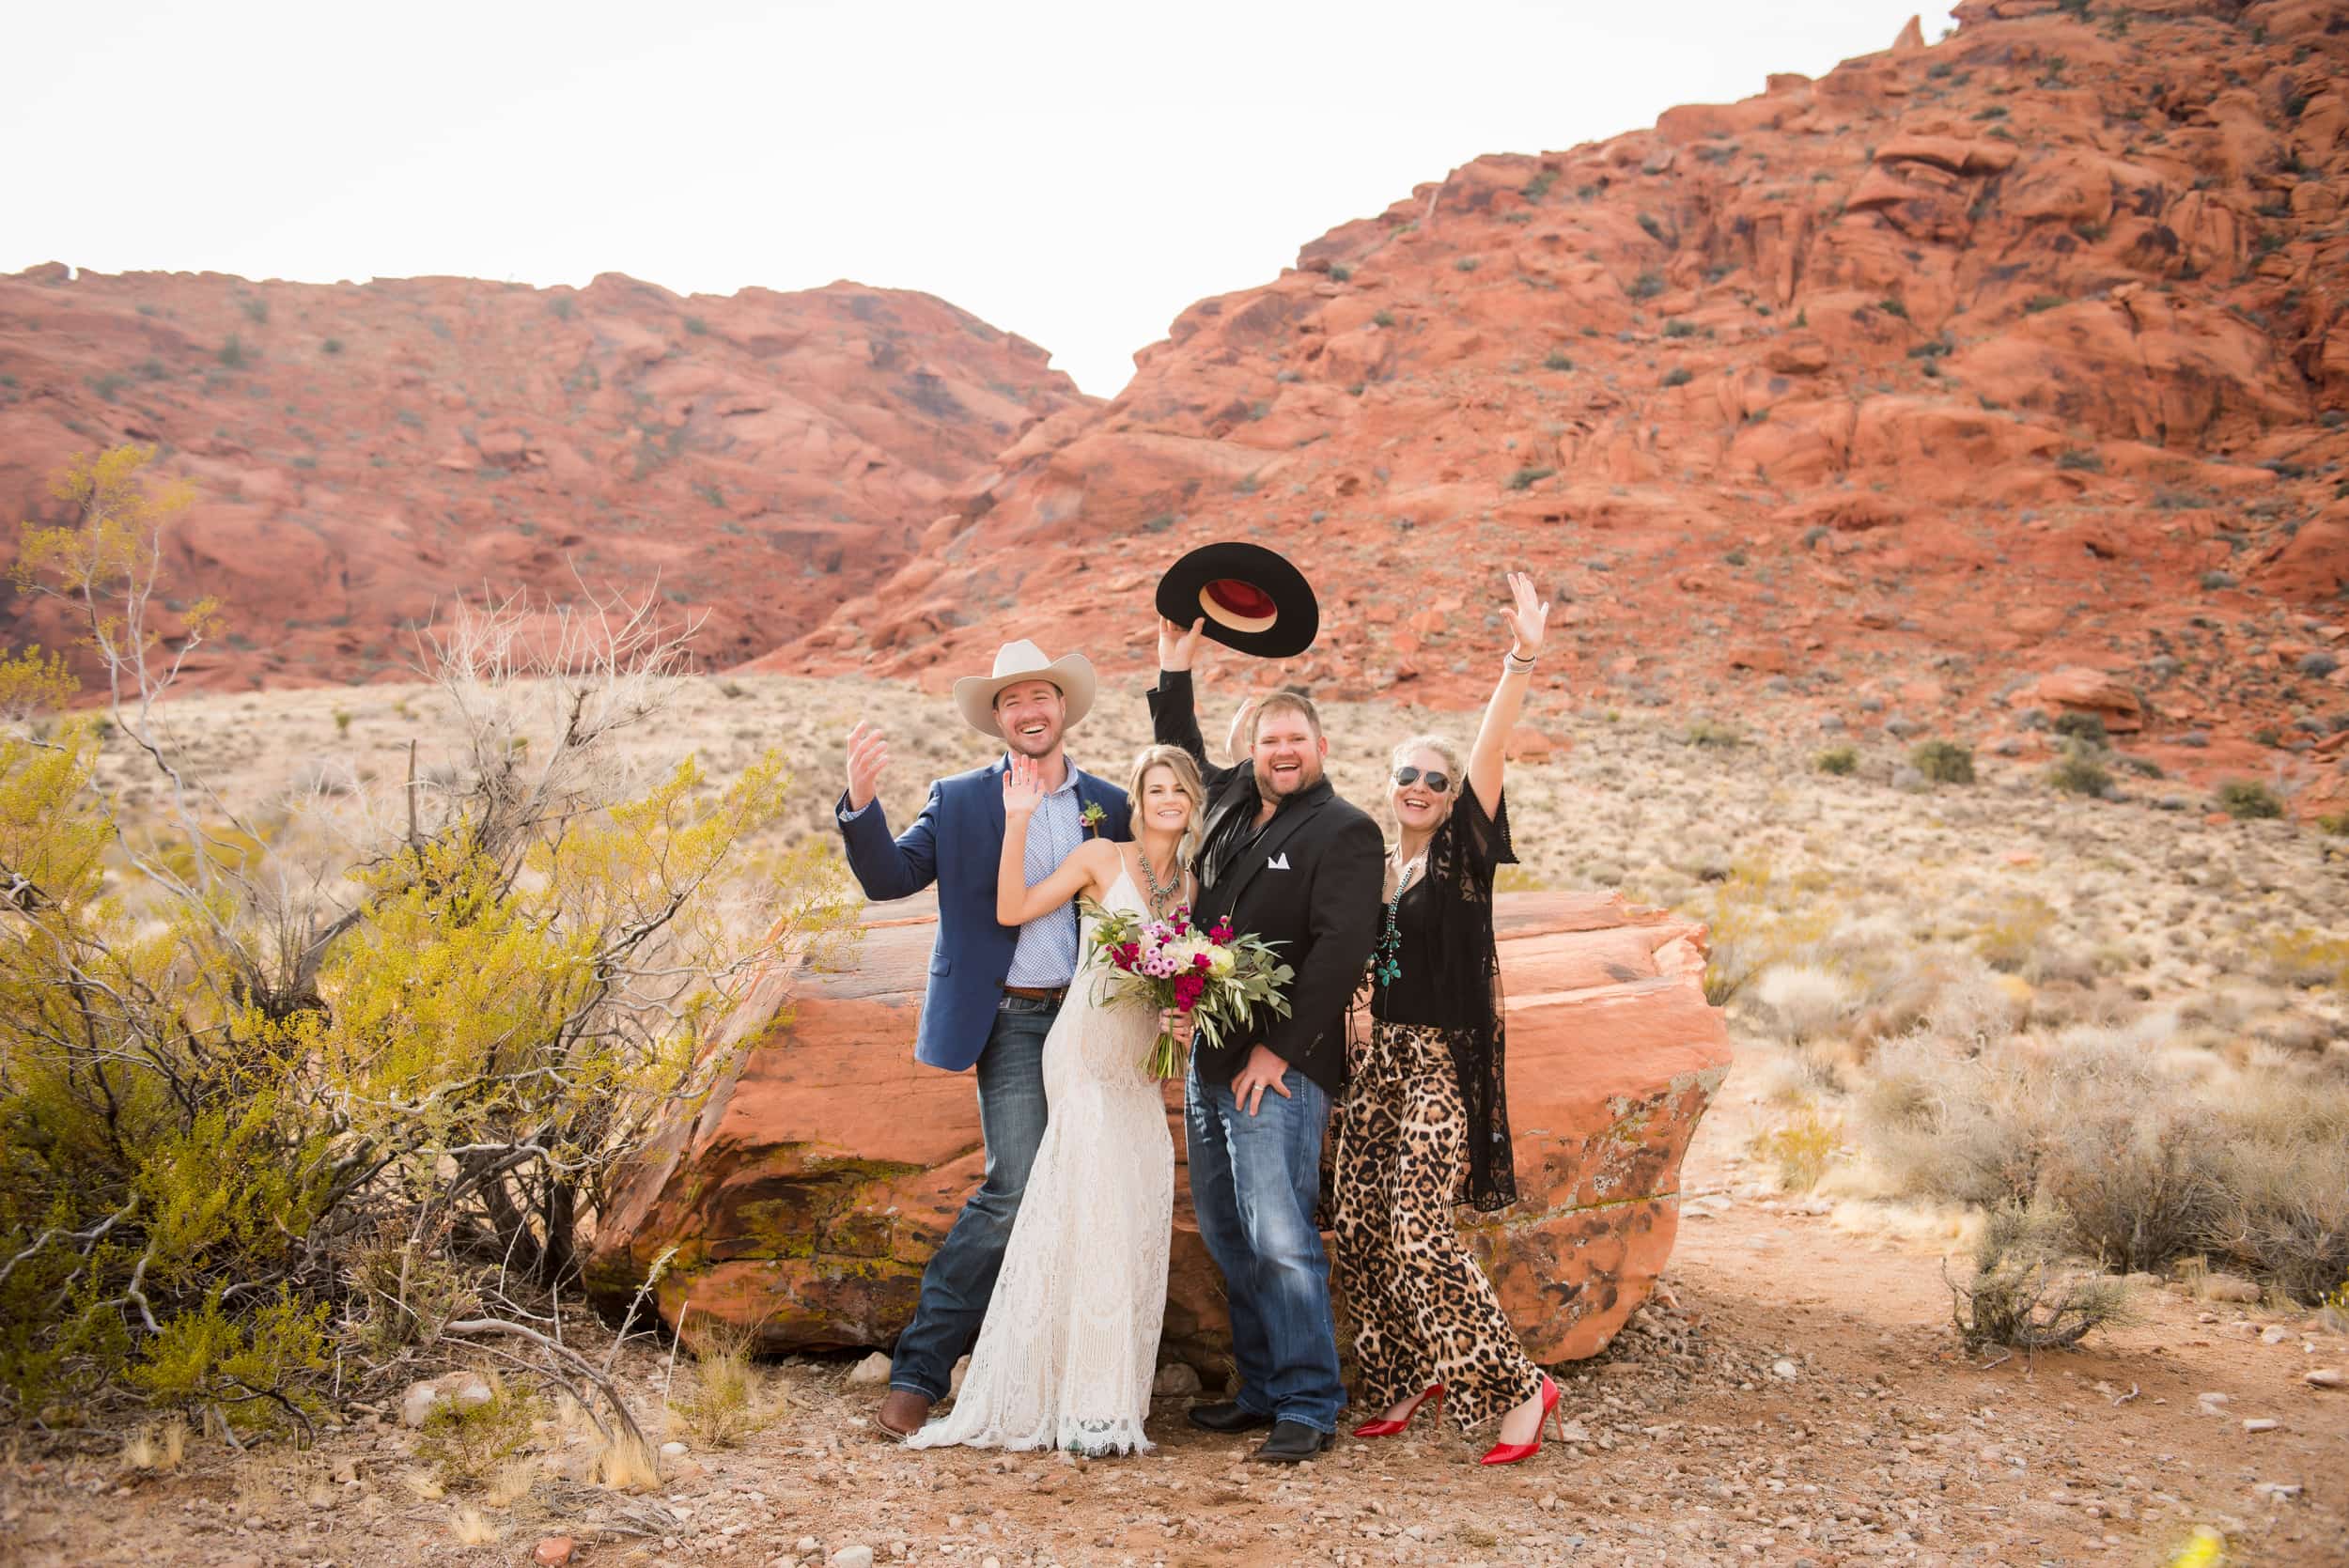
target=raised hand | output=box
[1158,614,1207,673]
[1502,570,1549,660]
[846,721,891,812]
[1002,752,1046,817]
[1223,694,1258,760]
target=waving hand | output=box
[1502,569,1549,659]
[1002,753,1047,818]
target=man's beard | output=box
[1005,722,1062,758]
[1253,756,1321,797]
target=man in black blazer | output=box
[1149,616,1383,1463]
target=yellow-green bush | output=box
[2216,779,2284,820]
[1751,1108,1837,1191]
[414,1375,541,1488]
[1,445,862,1436]
[1908,739,1975,784]
[1971,893,2057,973]
[1690,859,1836,1006]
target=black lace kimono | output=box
[1369,782,1518,1211]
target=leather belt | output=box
[1002,984,1069,1003]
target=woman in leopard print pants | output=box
[1330,570,1562,1466]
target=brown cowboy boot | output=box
[875,1388,931,1439]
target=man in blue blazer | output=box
[836,639,1132,1438]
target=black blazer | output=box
[1150,671,1383,1094]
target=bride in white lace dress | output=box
[906,744,1204,1456]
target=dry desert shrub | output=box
[1949,1203,2134,1352]
[2200,1075,2349,1302]
[1855,1033,2041,1207]
[1752,965,1856,1047]
[1857,1026,2348,1298]
[1921,959,2029,1045]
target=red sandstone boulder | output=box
[584,892,1731,1369]
[2021,665,2144,733]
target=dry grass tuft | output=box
[592,1430,662,1492]
[120,1415,186,1473]
[399,1467,446,1501]
[670,1316,775,1449]
[449,1506,500,1546]
[484,1458,538,1510]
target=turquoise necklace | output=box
[1372,853,1422,987]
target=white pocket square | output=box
[1267,852,1291,870]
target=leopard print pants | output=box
[1330,1018,1546,1432]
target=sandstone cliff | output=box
[0,268,1095,691]
[759,1,2349,810]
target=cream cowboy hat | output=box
[953,640,1097,738]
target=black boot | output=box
[1185,1401,1276,1434]
[1249,1419,1334,1463]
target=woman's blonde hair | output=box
[1389,733,1465,793]
[1128,744,1208,869]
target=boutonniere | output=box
[1080,801,1107,836]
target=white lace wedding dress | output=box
[906,868,1174,1455]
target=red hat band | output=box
[1201,578,1279,634]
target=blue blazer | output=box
[835,757,1132,1071]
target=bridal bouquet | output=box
[1081,902,1294,1079]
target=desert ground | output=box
[8,667,2346,1567]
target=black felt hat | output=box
[1155,542,1320,659]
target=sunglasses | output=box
[1392,766,1453,794]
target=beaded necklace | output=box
[1372,852,1423,987]
[1136,845,1182,919]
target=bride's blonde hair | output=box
[1126,744,1207,869]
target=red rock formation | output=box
[0,269,1094,691]
[757,3,2349,814]
[583,891,1730,1372]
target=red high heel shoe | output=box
[1350,1384,1443,1438]
[1478,1374,1563,1466]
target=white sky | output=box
[4,1,1944,397]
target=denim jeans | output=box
[890,995,1056,1402]
[1185,1054,1345,1433]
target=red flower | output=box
[1193,953,1212,970]
[1209,921,1234,944]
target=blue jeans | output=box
[1185,1054,1345,1433]
[890,996,1055,1402]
